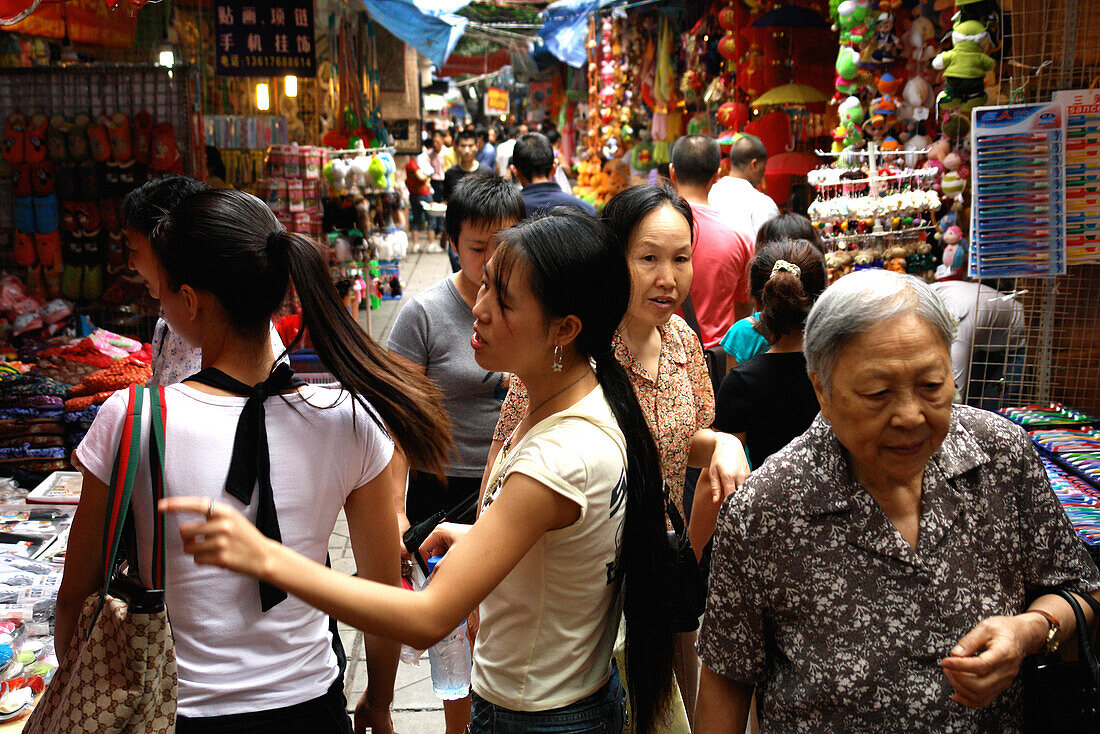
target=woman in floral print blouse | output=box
[696,270,1100,733]
[489,185,751,725]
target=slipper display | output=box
[106,230,126,271]
[132,110,153,165]
[13,197,34,234]
[108,111,131,163]
[102,160,120,197]
[55,162,77,201]
[42,267,61,300]
[76,159,98,200]
[23,113,47,165]
[46,115,68,163]
[81,227,103,264]
[24,265,45,298]
[65,113,90,162]
[82,262,104,301]
[61,230,82,265]
[32,195,58,234]
[60,264,81,301]
[99,198,120,232]
[86,120,111,163]
[11,163,30,198]
[29,161,54,197]
[72,201,99,234]
[34,232,62,270]
[59,201,78,234]
[12,232,35,268]
[117,159,138,193]
[150,122,180,172]
[2,112,25,165]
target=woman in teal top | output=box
[719,214,823,367]
[719,314,769,365]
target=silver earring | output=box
[552,345,563,372]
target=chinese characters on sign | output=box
[215,0,316,77]
[485,87,509,116]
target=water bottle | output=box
[399,561,430,667]
[425,555,471,700]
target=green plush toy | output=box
[931,20,995,111]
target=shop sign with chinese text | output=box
[485,87,509,115]
[215,1,316,77]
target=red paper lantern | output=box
[745,111,791,157]
[717,101,748,130]
[718,5,738,31]
[718,33,738,60]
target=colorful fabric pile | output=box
[1,330,151,487]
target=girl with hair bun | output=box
[712,238,826,470]
[159,207,680,733]
[58,188,453,734]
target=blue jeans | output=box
[469,667,625,733]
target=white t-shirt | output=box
[74,383,394,717]
[708,175,780,244]
[474,385,626,711]
[496,138,517,178]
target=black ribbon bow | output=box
[184,363,305,612]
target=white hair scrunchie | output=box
[770,259,801,279]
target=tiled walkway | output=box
[337,247,454,731]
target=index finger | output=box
[159,496,213,516]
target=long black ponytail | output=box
[492,209,675,734]
[152,188,452,475]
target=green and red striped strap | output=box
[148,386,167,590]
[99,385,169,595]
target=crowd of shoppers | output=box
[53,123,1100,734]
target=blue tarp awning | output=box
[538,0,615,68]
[360,0,471,67]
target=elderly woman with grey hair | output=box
[694,270,1100,733]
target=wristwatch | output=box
[1030,609,1060,654]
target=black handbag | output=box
[1021,589,1100,732]
[680,293,728,397]
[666,495,707,633]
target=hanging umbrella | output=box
[750,4,829,28]
[766,152,821,176]
[751,83,828,107]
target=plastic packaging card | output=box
[970,103,1066,277]
[1052,89,1100,264]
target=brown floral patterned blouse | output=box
[698,406,1100,733]
[493,315,714,514]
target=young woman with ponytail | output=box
[161,208,678,733]
[57,189,452,734]
[712,238,827,469]
[489,185,751,728]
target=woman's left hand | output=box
[159,496,275,579]
[708,433,750,502]
[940,614,1043,708]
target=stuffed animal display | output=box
[813,0,994,285]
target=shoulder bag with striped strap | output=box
[25,385,177,733]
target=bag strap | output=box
[148,386,168,591]
[100,385,144,596]
[680,293,704,342]
[665,493,688,537]
[1054,589,1100,680]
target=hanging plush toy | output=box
[870,73,903,119]
[862,12,900,71]
[833,47,863,103]
[936,224,967,279]
[838,96,865,128]
[932,20,995,112]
